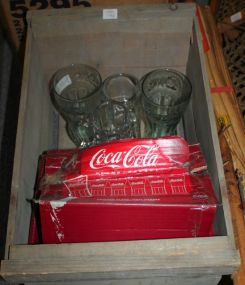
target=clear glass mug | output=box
[140,69,192,137]
[50,64,103,147]
[93,101,135,143]
[102,73,141,138]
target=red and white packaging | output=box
[33,136,217,244]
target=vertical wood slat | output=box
[187,18,235,239]
[4,26,33,259]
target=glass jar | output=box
[93,100,135,143]
[50,64,103,147]
[140,69,192,137]
[102,73,141,138]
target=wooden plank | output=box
[27,3,195,26]
[1,247,239,283]
[4,26,33,259]
[187,17,235,240]
[40,33,190,81]
[27,5,195,42]
[25,275,221,285]
[219,133,245,285]
[31,5,194,79]
[3,238,239,282]
[7,236,236,260]
[4,28,58,255]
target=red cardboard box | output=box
[35,137,217,243]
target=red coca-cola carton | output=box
[34,136,217,243]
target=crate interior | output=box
[13,5,228,245]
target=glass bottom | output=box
[144,121,178,137]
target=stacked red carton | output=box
[34,136,217,243]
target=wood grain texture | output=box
[4,26,58,255]
[3,27,33,259]
[24,276,221,285]
[1,4,240,284]
[219,132,245,285]
[187,18,234,239]
[1,246,239,282]
[7,236,235,260]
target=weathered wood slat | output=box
[1,249,239,283]
[7,236,233,260]
[4,28,34,258]
[25,275,221,285]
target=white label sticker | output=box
[230,11,242,23]
[55,75,72,94]
[103,9,118,20]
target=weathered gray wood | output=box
[5,28,58,254]
[1,249,238,283]
[25,275,221,285]
[3,238,239,282]
[29,5,193,80]
[41,33,189,81]
[28,4,195,37]
[1,4,240,284]
[186,19,235,240]
[4,29,33,258]
[6,236,235,260]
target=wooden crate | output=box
[0,4,240,284]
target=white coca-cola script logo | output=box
[89,145,159,169]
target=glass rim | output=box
[50,63,102,102]
[141,68,192,107]
[96,100,127,113]
[102,72,139,103]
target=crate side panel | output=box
[28,4,195,38]
[186,20,235,239]
[27,5,194,81]
[7,236,234,260]
[186,23,226,236]
[8,33,58,246]
[39,32,190,82]
[1,247,239,283]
